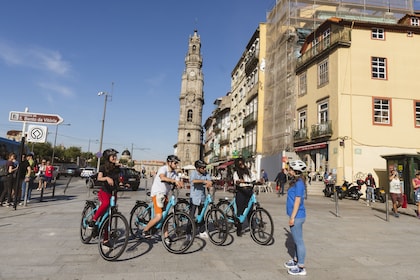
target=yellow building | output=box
[294,14,420,186]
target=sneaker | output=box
[288,266,306,276]
[199,231,209,239]
[394,212,400,218]
[87,220,97,230]
[164,236,173,246]
[284,259,297,269]
[184,234,192,246]
[141,230,152,239]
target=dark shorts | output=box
[390,193,402,204]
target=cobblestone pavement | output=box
[0,177,419,280]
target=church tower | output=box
[176,30,204,166]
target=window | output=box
[298,72,307,96]
[371,57,387,79]
[411,17,419,26]
[298,109,307,129]
[187,109,193,122]
[373,98,391,125]
[318,59,329,86]
[318,101,328,124]
[322,28,330,47]
[415,101,420,127]
[311,37,319,56]
[371,28,384,40]
[186,132,191,142]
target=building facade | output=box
[176,30,204,166]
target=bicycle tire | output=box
[217,200,235,225]
[98,212,129,261]
[129,201,151,238]
[80,203,96,244]
[205,207,228,246]
[249,208,274,245]
[161,212,195,254]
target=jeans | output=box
[366,187,375,202]
[290,217,306,267]
[21,177,35,201]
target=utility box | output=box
[381,154,420,204]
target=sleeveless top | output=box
[413,178,420,190]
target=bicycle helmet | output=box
[194,159,207,169]
[167,155,180,163]
[102,148,119,162]
[289,160,307,173]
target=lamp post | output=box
[52,123,71,164]
[97,91,109,172]
[88,139,99,153]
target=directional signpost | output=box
[9,111,63,124]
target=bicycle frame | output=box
[223,191,258,224]
[194,190,215,224]
[83,192,116,232]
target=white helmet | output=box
[289,160,307,173]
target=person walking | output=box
[0,153,18,206]
[275,168,287,196]
[365,173,376,206]
[284,160,307,276]
[233,157,256,237]
[411,171,420,219]
[389,170,403,218]
[186,160,213,241]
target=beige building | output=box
[294,14,420,187]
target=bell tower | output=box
[176,30,204,165]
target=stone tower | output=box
[176,30,204,166]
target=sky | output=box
[0,0,274,161]
[1,1,418,162]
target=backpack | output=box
[0,164,8,177]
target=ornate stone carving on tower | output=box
[176,30,204,166]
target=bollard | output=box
[334,190,340,217]
[40,186,45,202]
[385,193,389,221]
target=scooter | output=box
[322,179,335,197]
[374,187,386,203]
[339,180,363,200]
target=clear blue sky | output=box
[0,0,274,161]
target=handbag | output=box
[402,194,408,208]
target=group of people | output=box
[88,149,308,276]
[0,152,55,207]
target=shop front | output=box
[295,142,329,179]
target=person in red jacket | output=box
[43,161,54,189]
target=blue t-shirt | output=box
[286,178,306,218]
[189,169,211,205]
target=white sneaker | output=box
[199,232,209,239]
[284,259,297,269]
[288,266,306,276]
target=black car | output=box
[86,167,140,191]
[60,164,81,177]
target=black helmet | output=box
[102,148,118,162]
[167,155,180,163]
[194,160,207,168]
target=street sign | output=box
[9,111,63,124]
[27,125,48,143]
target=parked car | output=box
[61,164,81,177]
[80,167,96,178]
[86,167,140,191]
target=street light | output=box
[52,123,71,164]
[88,139,99,153]
[97,91,109,172]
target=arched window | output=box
[187,109,193,122]
[187,132,191,142]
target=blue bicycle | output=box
[80,189,129,261]
[184,187,229,246]
[129,187,196,254]
[217,185,274,245]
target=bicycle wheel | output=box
[98,212,129,261]
[175,198,190,213]
[161,212,195,254]
[217,200,235,226]
[249,208,274,245]
[129,201,151,238]
[205,207,228,246]
[80,202,96,244]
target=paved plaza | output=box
[0,178,419,280]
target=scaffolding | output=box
[262,0,413,156]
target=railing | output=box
[220,134,230,146]
[243,112,257,128]
[293,128,308,142]
[241,145,254,158]
[311,120,332,139]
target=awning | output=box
[217,160,234,170]
[295,142,327,152]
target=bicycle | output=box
[184,187,229,246]
[129,185,196,254]
[80,189,129,261]
[217,183,274,245]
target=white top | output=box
[150,164,179,197]
[389,177,402,194]
[233,171,257,187]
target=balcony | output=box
[220,134,230,146]
[245,49,259,76]
[311,120,332,139]
[293,128,308,143]
[243,112,257,128]
[242,145,254,159]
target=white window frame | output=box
[322,28,330,48]
[318,59,329,86]
[415,101,420,127]
[318,101,328,124]
[298,109,307,129]
[371,28,385,40]
[371,57,387,79]
[373,98,391,125]
[411,17,419,26]
[298,72,307,96]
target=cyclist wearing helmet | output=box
[284,159,307,276]
[89,148,121,230]
[141,155,183,241]
[186,159,213,240]
[233,157,256,237]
